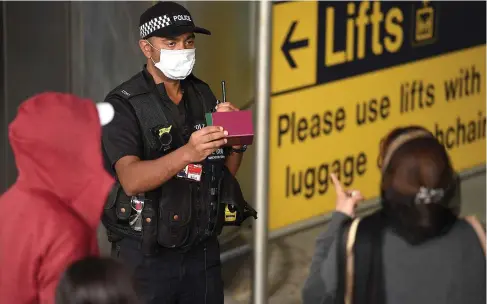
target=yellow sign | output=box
[271,1,318,94]
[269,1,486,231]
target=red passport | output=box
[205,110,254,146]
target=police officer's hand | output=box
[184,126,227,162]
[216,102,239,113]
[216,102,242,149]
[330,173,364,218]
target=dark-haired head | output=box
[378,126,460,245]
[56,257,139,304]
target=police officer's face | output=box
[141,32,195,62]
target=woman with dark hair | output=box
[56,257,139,304]
[302,126,486,304]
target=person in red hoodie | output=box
[0,92,115,304]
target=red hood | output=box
[8,92,114,230]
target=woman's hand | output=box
[330,173,364,218]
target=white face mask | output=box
[148,41,196,80]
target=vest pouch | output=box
[102,184,124,243]
[157,178,193,248]
[101,182,142,243]
[219,168,258,227]
[103,182,120,224]
[103,182,132,223]
[116,196,132,221]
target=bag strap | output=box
[341,212,386,304]
[345,218,361,304]
[464,215,486,255]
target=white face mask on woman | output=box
[147,40,196,80]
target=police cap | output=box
[139,1,211,39]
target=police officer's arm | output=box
[116,129,226,195]
[103,96,227,195]
[114,152,190,196]
[215,102,244,176]
[225,150,243,176]
[115,129,224,195]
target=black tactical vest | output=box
[102,70,257,253]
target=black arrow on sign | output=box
[281,21,309,69]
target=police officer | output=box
[101,2,248,303]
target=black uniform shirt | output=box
[102,66,190,176]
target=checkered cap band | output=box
[140,15,172,38]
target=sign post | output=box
[253,0,272,304]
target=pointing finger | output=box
[330,173,345,197]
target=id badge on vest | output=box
[176,147,225,182]
[177,163,203,182]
